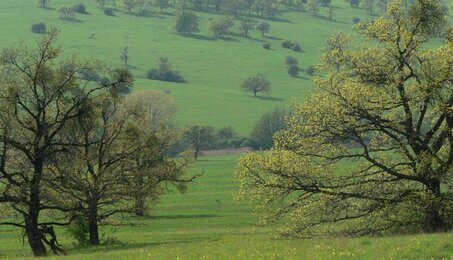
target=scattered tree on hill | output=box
[155,0,169,13]
[183,125,217,159]
[256,21,270,36]
[37,0,50,8]
[249,107,290,149]
[121,0,136,12]
[120,46,129,68]
[147,57,185,83]
[241,75,271,97]
[287,64,299,76]
[237,0,453,237]
[346,0,360,7]
[361,0,375,15]
[319,0,331,6]
[58,6,76,20]
[285,56,298,66]
[253,0,279,18]
[209,16,235,38]
[174,10,199,35]
[73,3,87,13]
[95,0,107,8]
[31,23,47,34]
[328,4,335,20]
[307,0,319,15]
[240,19,256,37]
[0,30,132,256]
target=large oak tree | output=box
[237,0,452,237]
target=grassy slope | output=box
[0,0,370,135]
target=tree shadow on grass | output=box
[263,35,283,41]
[65,238,214,256]
[185,34,217,41]
[143,214,219,220]
[255,96,284,101]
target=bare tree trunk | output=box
[423,179,446,232]
[26,163,47,256]
[135,172,146,216]
[88,201,100,245]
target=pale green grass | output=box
[0,0,371,135]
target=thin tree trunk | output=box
[135,172,146,216]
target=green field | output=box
[1,155,452,259]
[1,0,453,258]
[0,0,372,135]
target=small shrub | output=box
[66,213,89,247]
[262,42,271,49]
[73,3,86,13]
[163,88,172,94]
[240,139,252,148]
[305,65,315,75]
[288,64,299,77]
[31,23,47,34]
[352,17,361,24]
[281,40,292,48]
[285,56,298,66]
[228,138,243,148]
[146,69,185,83]
[104,8,114,16]
[291,43,301,52]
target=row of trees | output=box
[174,11,271,38]
[0,31,194,256]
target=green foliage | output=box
[147,57,185,83]
[73,3,87,13]
[237,0,453,237]
[58,6,76,19]
[256,21,270,36]
[208,16,234,38]
[241,75,271,97]
[174,10,199,35]
[262,42,271,49]
[249,107,289,149]
[31,22,47,33]
[287,64,299,76]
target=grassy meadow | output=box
[0,0,452,258]
[0,0,370,135]
[1,155,452,259]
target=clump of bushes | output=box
[281,40,292,48]
[288,64,299,77]
[305,65,315,75]
[291,42,301,52]
[31,23,47,34]
[352,17,361,24]
[262,42,271,49]
[147,57,185,83]
[285,56,298,66]
[104,8,114,16]
[72,3,86,13]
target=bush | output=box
[31,23,46,34]
[146,69,185,83]
[281,40,292,48]
[104,8,114,16]
[228,138,243,148]
[352,17,361,24]
[285,56,298,66]
[66,213,89,247]
[291,43,301,52]
[73,3,86,13]
[262,42,271,49]
[240,139,252,148]
[288,65,299,77]
[305,65,315,75]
